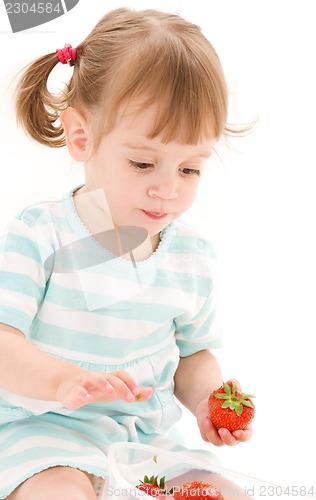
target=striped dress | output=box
[0,187,221,498]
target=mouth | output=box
[142,210,168,220]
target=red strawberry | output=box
[208,380,255,431]
[136,475,166,497]
[173,480,224,500]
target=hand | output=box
[56,368,153,409]
[195,397,253,447]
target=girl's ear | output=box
[60,107,91,162]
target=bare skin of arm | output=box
[174,349,252,446]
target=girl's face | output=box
[82,104,215,248]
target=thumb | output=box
[226,379,241,390]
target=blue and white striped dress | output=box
[0,187,221,498]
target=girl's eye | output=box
[129,160,153,170]
[180,168,201,176]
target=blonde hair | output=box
[15,8,240,148]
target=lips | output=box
[143,210,168,220]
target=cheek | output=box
[104,183,136,212]
[181,182,200,205]
[103,175,128,196]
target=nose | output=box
[147,172,178,200]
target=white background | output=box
[1,0,316,489]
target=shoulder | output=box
[15,195,64,228]
[1,192,68,251]
[168,220,218,261]
[159,221,218,283]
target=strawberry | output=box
[173,480,224,500]
[208,380,255,431]
[136,475,166,497]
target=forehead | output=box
[113,99,215,151]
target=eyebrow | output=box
[122,142,212,158]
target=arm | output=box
[174,349,252,446]
[0,323,152,408]
[174,349,222,414]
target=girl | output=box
[0,7,252,499]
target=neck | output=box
[73,186,160,261]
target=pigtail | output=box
[14,8,251,149]
[15,53,70,148]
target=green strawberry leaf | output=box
[222,400,231,409]
[223,382,232,395]
[215,393,230,400]
[242,399,254,408]
[159,476,165,489]
[235,403,243,416]
[232,383,238,393]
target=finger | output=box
[226,379,241,390]
[133,387,153,401]
[199,416,210,441]
[202,417,224,446]
[104,373,138,402]
[107,371,153,402]
[110,370,140,395]
[84,373,115,397]
[218,428,240,446]
[66,386,95,410]
[233,426,253,442]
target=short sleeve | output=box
[174,238,222,357]
[0,211,54,335]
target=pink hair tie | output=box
[56,44,77,66]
